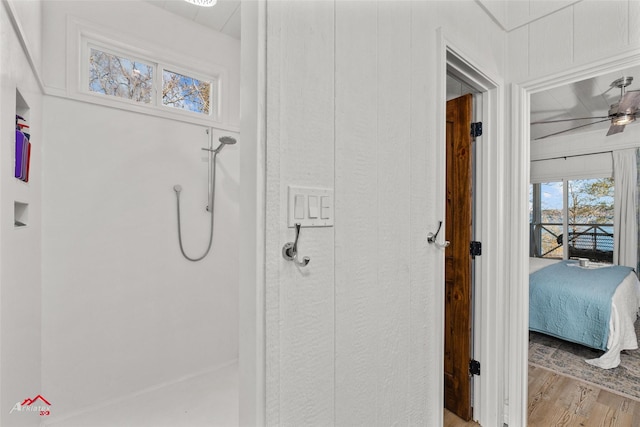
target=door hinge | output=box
[469,359,481,376]
[470,122,483,138]
[470,241,482,259]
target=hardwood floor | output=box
[444,409,480,426]
[528,364,640,427]
[444,364,640,426]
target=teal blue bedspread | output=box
[529,260,633,350]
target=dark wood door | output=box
[443,94,473,421]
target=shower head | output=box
[219,136,237,145]
[173,184,182,193]
[213,136,237,153]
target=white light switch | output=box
[308,196,318,218]
[288,186,334,227]
[294,195,305,219]
[320,196,331,219]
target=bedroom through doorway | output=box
[519,58,640,417]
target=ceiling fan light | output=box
[612,113,636,126]
[183,0,217,7]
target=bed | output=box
[529,257,640,369]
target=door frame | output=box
[239,0,267,425]
[509,48,640,426]
[436,29,506,426]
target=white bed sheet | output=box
[529,257,640,369]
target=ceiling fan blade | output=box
[534,118,611,140]
[617,90,640,111]
[606,123,626,136]
[531,116,609,124]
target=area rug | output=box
[528,318,640,401]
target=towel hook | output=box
[282,223,310,267]
[427,221,450,249]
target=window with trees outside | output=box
[530,178,614,263]
[88,46,216,117]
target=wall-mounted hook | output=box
[282,223,310,267]
[427,221,450,249]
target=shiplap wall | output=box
[507,0,640,83]
[479,0,581,31]
[264,1,505,425]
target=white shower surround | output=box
[39,1,241,423]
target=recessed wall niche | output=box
[14,89,31,229]
[14,201,28,228]
[16,88,29,120]
[15,89,31,182]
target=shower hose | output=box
[174,151,218,262]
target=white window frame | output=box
[67,17,227,127]
[159,65,219,117]
[84,42,158,108]
[530,176,614,261]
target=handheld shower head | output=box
[213,136,237,153]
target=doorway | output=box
[439,38,505,426]
[509,51,640,426]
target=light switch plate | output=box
[287,186,334,227]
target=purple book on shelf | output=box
[15,130,26,179]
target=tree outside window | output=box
[89,48,153,103]
[162,70,211,115]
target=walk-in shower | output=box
[173,131,237,262]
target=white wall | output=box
[39,1,240,423]
[478,0,581,31]
[531,151,613,182]
[4,0,42,70]
[0,1,43,426]
[531,122,640,161]
[41,0,240,128]
[507,0,640,84]
[264,1,505,425]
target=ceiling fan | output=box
[532,76,640,140]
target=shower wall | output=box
[40,1,239,422]
[0,2,43,426]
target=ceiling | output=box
[143,0,240,40]
[530,66,640,141]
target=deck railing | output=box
[529,222,614,262]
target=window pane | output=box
[162,70,212,115]
[89,48,153,103]
[541,182,564,258]
[530,182,564,259]
[567,178,614,263]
